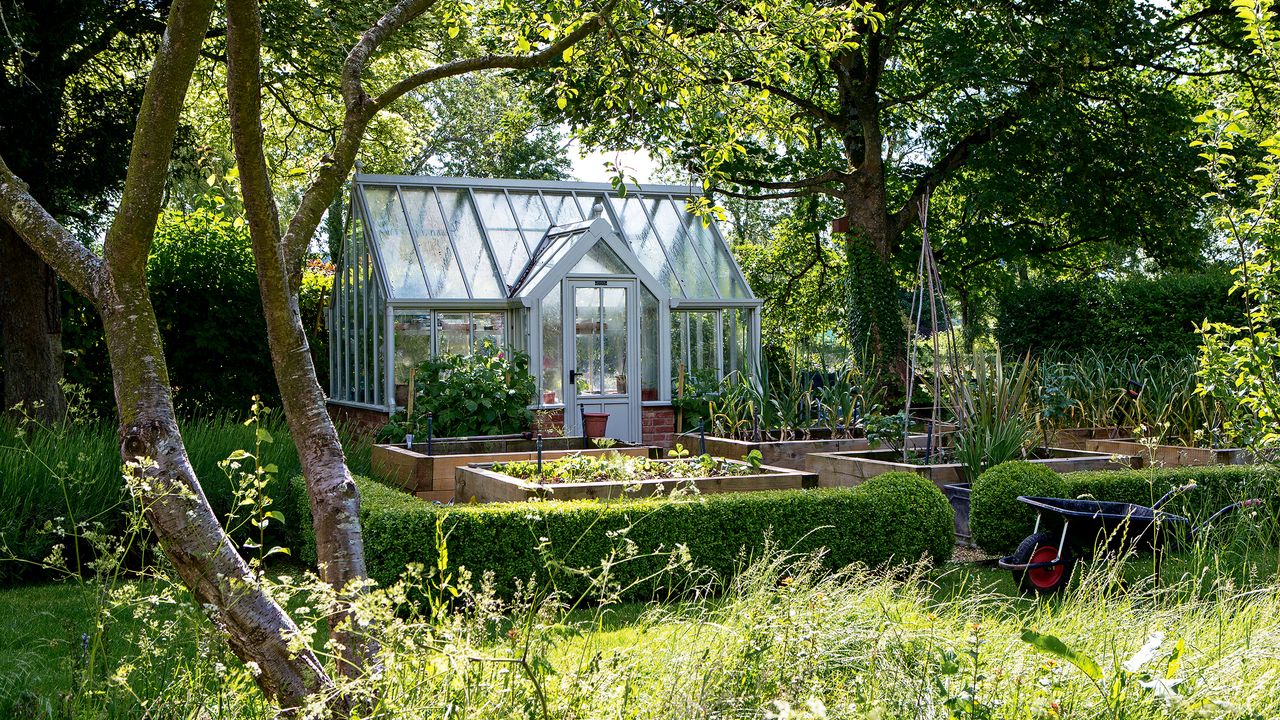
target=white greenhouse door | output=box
[563,278,640,443]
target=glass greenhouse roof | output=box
[353,175,753,302]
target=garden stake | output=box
[536,434,543,475]
[426,412,434,456]
[699,419,706,455]
[581,406,588,449]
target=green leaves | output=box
[1021,629,1103,682]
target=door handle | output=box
[569,370,579,384]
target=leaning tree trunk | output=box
[0,222,66,422]
[0,0,342,710]
[225,0,372,677]
[100,283,332,708]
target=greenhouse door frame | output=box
[562,276,641,443]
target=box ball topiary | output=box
[970,461,1068,554]
[855,471,955,565]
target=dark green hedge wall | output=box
[293,473,955,602]
[994,272,1239,357]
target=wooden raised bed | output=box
[806,447,1141,491]
[1052,427,1251,467]
[372,437,653,501]
[454,458,817,503]
[672,427,954,471]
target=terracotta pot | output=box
[582,412,610,439]
[543,390,558,404]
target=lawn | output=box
[3,543,1277,718]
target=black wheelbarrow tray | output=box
[997,484,1263,594]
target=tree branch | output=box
[0,153,104,301]
[101,0,216,282]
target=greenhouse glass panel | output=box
[542,194,583,225]
[723,308,747,376]
[508,191,550,238]
[690,311,718,376]
[518,229,584,293]
[436,188,503,298]
[645,197,717,298]
[472,312,506,349]
[401,188,467,298]
[610,196,683,297]
[437,312,470,356]
[640,287,659,401]
[571,241,630,275]
[673,198,751,298]
[473,189,530,287]
[540,289,563,404]
[364,186,429,298]
[393,312,432,386]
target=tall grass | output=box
[0,412,373,585]
[5,534,1280,718]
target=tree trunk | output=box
[0,222,66,422]
[841,175,908,396]
[225,0,372,678]
[100,285,333,710]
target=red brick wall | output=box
[327,402,389,438]
[641,405,676,449]
[532,409,566,437]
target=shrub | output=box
[970,461,1067,553]
[291,472,954,601]
[1062,465,1280,522]
[379,343,535,443]
[995,271,1239,358]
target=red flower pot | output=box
[582,412,610,439]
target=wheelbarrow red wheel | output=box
[1012,531,1075,595]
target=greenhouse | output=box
[329,174,762,442]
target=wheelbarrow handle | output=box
[1153,482,1199,510]
[1193,498,1265,535]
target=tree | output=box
[1,0,614,711]
[553,0,1244,386]
[0,0,180,422]
[1196,0,1280,449]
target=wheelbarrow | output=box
[998,484,1264,594]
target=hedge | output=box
[970,462,1068,553]
[994,272,1239,357]
[969,463,1280,554]
[292,472,954,601]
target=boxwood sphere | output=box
[856,471,955,565]
[970,461,1068,554]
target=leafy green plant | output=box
[948,352,1037,480]
[379,341,536,442]
[491,451,758,484]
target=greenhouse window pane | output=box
[690,311,719,376]
[640,287,659,401]
[674,198,751,298]
[401,189,467,298]
[436,188,504,298]
[472,312,506,350]
[519,230,582,294]
[646,198,718,298]
[610,196,684,297]
[540,289,563,404]
[508,191,550,238]
[571,240,630,275]
[473,189,530,287]
[363,186,429,298]
[437,312,470,356]
[543,194,584,225]
[393,312,432,398]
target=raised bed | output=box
[1052,427,1251,466]
[806,447,1141,491]
[454,457,817,503]
[672,426,954,471]
[372,436,653,501]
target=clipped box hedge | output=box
[291,472,954,601]
[970,463,1280,553]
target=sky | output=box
[566,141,660,184]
